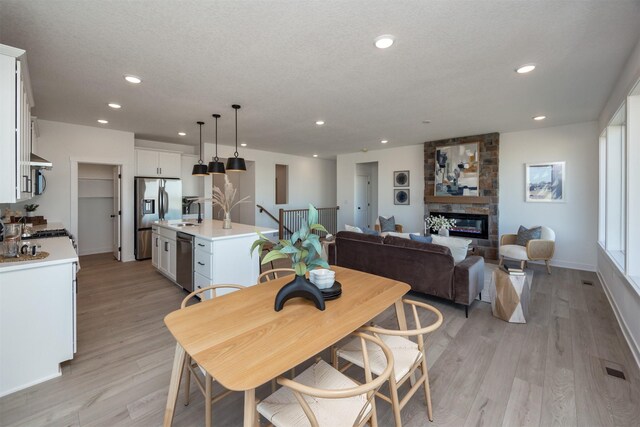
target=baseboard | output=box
[597,270,640,371]
[0,370,61,398]
[78,247,112,256]
[526,259,596,272]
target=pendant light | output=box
[207,114,225,174]
[192,121,209,176]
[226,104,247,172]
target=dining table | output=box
[162,265,411,427]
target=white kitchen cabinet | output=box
[135,148,181,178]
[157,227,177,281]
[0,44,34,203]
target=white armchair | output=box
[499,226,556,274]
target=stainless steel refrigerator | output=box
[135,177,182,260]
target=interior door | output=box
[355,175,369,229]
[112,166,121,261]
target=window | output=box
[275,164,288,204]
[599,79,640,285]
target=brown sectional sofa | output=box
[328,231,484,317]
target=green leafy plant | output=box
[24,204,39,212]
[251,204,329,276]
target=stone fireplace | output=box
[424,133,499,259]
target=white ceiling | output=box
[1,0,639,157]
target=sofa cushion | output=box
[383,235,452,256]
[516,225,541,246]
[431,235,471,264]
[345,224,363,233]
[362,227,379,236]
[378,216,396,232]
[410,234,433,244]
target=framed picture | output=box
[525,161,565,202]
[394,189,410,205]
[394,170,410,187]
[434,142,479,196]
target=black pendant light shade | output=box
[226,104,247,172]
[207,114,225,174]
[192,121,209,176]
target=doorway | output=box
[354,162,378,229]
[77,163,122,259]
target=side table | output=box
[491,267,532,323]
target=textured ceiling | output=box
[1,0,639,157]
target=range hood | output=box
[30,153,53,169]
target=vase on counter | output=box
[438,227,449,237]
[223,212,232,229]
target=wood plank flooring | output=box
[1,254,639,426]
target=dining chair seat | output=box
[257,359,372,427]
[337,331,422,382]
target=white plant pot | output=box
[438,227,449,237]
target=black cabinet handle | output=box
[164,242,169,251]
[197,262,205,266]
[198,243,205,247]
[155,237,158,247]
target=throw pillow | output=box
[516,225,542,246]
[344,224,363,233]
[378,216,396,232]
[410,234,433,244]
[362,227,379,236]
[431,235,471,264]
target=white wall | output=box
[337,145,424,232]
[202,143,337,228]
[500,122,598,271]
[33,120,135,261]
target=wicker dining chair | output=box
[180,284,246,427]
[257,331,395,427]
[332,299,443,424]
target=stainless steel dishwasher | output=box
[176,232,194,292]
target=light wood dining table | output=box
[162,266,411,427]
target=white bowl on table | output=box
[309,269,335,290]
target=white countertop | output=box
[154,219,277,241]
[0,236,78,273]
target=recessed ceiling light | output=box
[533,115,546,121]
[97,119,108,124]
[240,143,247,147]
[422,120,432,124]
[178,132,186,136]
[315,120,325,126]
[516,64,536,74]
[313,154,318,158]
[124,74,142,84]
[108,103,122,109]
[381,140,388,144]
[374,35,395,49]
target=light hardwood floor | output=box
[1,254,638,426]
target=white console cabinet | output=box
[0,44,34,203]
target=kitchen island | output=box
[0,236,78,397]
[152,220,277,298]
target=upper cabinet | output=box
[135,148,181,178]
[0,44,34,203]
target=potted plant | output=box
[426,214,456,237]
[251,204,330,311]
[24,204,39,218]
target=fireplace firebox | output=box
[427,212,489,240]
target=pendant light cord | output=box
[214,115,219,161]
[198,121,204,165]
[234,106,239,158]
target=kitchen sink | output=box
[175,223,198,227]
